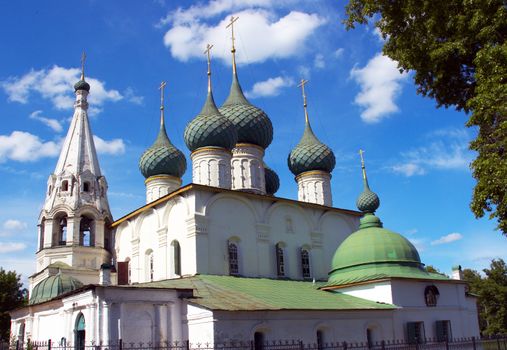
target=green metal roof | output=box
[29,274,83,305]
[133,274,395,311]
[184,91,238,152]
[288,120,335,176]
[328,214,450,287]
[139,120,186,178]
[219,74,273,149]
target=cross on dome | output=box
[226,16,239,73]
[297,79,309,124]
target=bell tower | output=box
[33,54,113,287]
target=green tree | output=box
[343,0,507,234]
[463,259,507,335]
[0,268,27,341]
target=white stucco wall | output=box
[113,187,359,283]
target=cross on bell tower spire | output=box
[80,51,86,81]
[204,43,214,93]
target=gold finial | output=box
[80,51,87,80]
[226,16,239,74]
[359,149,367,182]
[297,79,309,124]
[204,44,214,92]
[159,81,167,127]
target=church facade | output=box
[10,29,480,347]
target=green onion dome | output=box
[356,179,380,214]
[264,164,280,195]
[219,74,273,149]
[184,91,238,152]
[139,120,186,179]
[29,274,83,305]
[288,120,335,176]
[74,79,90,92]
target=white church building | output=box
[10,29,480,348]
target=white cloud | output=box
[314,54,325,69]
[2,66,123,113]
[29,110,63,132]
[124,87,144,105]
[93,136,126,155]
[3,219,27,231]
[245,76,294,98]
[392,163,426,177]
[0,131,61,163]
[392,128,473,177]
[160,0,281,26]
[431,232,463,245]
[0,242,27,254]
[334,48,344,58]
[162,8,325,65]
[350,53,408,123]
[373,27,385,42]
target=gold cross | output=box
[159,81,166,111]
[359,149,365,166]
[204,44,214,74]
[226,16,239,52]
[80,51,87,80]
[297,79,309,106]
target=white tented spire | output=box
[53,89,101,178]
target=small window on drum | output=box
[83,182,90,192]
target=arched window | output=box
[145,250,154,282]
[39,218,45,251]
[18,322,25,345]
[61,180,69,192]
[301,248,311,279]
[57,216,67,246]
[228,242,239,276]
[74,313,85,350]
[79,216,94,246]
[83,182,90,192]
[276,243,285,277]
[254,331,264,350]
[171,241,181,276]
[316,330,324,350]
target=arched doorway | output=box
[74,313,85,350]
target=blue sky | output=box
[0,0,505,284]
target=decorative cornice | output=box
[296,170,331,182]
[145,175,181,185]
[191,146,232,157]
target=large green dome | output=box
[29,274,83,305]
[288,121,335,176]
[264,164,280,195]
[326,213,444,286]
[139,121,186,179]
[219,75,273,149]
[184,92,237,152]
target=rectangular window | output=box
[228,242,239,275]
[407,322,425,344]
[301,249,311,279]
[276,245,285,277]
[436,320,452,342]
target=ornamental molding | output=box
[310,231,323,247]
[256,223,270,241]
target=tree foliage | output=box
[0,268,27,341]
[344,0,507,234]
[463,259,507,335]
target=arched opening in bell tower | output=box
[79,216,94,246]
